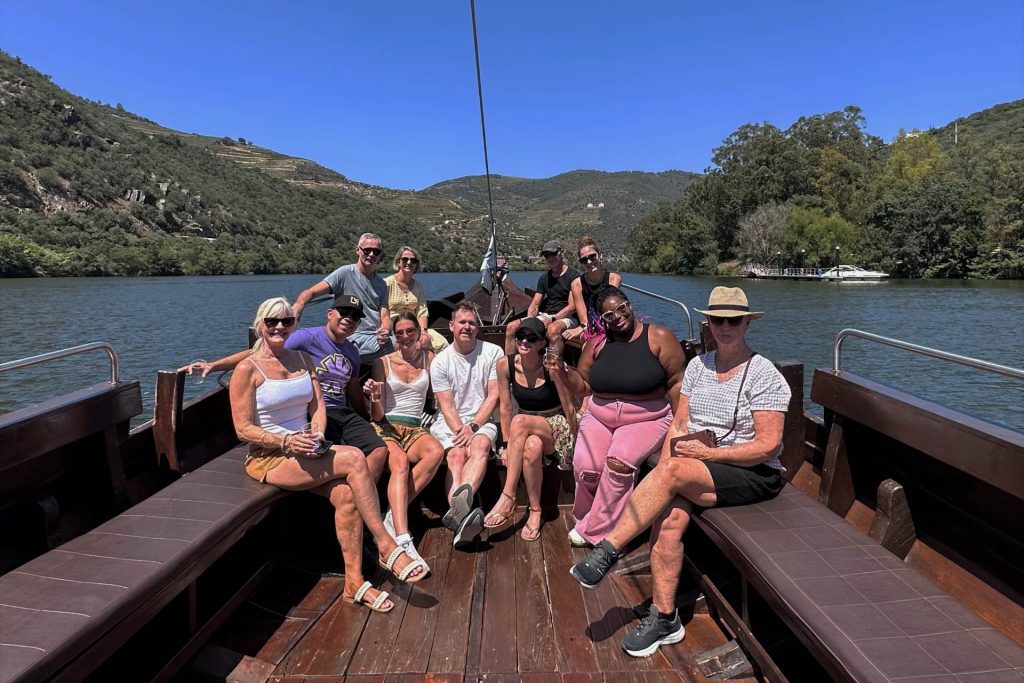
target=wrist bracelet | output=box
[281,433,290,453]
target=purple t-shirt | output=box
[285,326,360,408]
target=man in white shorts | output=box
[430,301,503,548]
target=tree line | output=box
[629,104,1023,279]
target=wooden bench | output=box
[691,368,1024,681]
[0,370,293,682]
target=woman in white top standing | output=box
[364,312,445,571]
[231,297,426,614]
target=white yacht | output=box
[819,264,890,282]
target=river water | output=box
[2,273,1022,432]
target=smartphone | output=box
[314,439,334,456]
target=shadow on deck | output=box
[183,507,742,683]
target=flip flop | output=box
[521,507,543,542]
[343,581,393,613]
[484,491,516,529]
[379,546,427,584]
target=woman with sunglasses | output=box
[230,297,426,614]
[551,286,684,547]
[384,246,449,354]
[483,317,575,540]
[568,287,791,658]
[566,236,621,342]
[363,312,445,571]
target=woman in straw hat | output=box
[569,286,792,658]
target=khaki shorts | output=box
[245,446,288,482]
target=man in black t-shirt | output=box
[504,239,581,354]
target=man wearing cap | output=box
[430,300,504,548]
[504,239,581,355]
[293,232,393,377]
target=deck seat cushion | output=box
[694,483,1024,682]
[0,446,287,682]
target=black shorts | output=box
[704,462,784,508]
[325,405,386,457]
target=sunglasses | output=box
[579,253,599,264]
[264,316,296,328]
[400,257,419,266]
[515,332,542,343]
[541,251,559,258]
[600,302,631,322]
[395,326,420,337]
[360,247,383,257]
[708,315,745,327]
[334,307,363,320]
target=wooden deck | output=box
[184,507,743,683]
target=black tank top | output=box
[579,270,611,310]
[508,355,560,412]
[587,324,667,395]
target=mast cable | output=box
[469,0,497,242]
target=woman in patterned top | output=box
[384,245,448,353]
[569,286,792,658]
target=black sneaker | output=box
[622,604,685,657]
[453,508,485,548]
[443,484,473,532]
[569,540,620,589]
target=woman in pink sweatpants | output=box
[549,286,685,546]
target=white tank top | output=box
[252,357,314,435]
[384,352,429,419]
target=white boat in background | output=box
[819,264,890,282]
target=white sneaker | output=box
[568,527,593,548]
[398,536,424,565]
[383,509,397,541]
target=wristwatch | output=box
[468,422,480,433]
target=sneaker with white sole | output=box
[453,508,485,548]
[443,484,474,532]
[568,527,593,548]
[621,604,685,657]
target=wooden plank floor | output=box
[191,506,736,683]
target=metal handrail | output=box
[0,342,121,384]
[833,329,1024,380]
[620,283,694,340]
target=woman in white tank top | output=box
[230,298,427,613]
[364,313,444,566]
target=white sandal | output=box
[379,546,427,583]
[343,581,393,613]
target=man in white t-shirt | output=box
[430,301,503,548]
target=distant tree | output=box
[737,203,790,265]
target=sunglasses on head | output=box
[334,307,363,320]
[400,256,419,266]
[579,253,599,264]
[708,315,745,327]
[600,302,631,322]
[360,247,383,257]
[515,331,542,343]
[264,316,296,328]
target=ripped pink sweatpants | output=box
[572,395,673,544]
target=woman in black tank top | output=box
[549,286,685,547]
[484,318,576,541]
[566,236,622,343]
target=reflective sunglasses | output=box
[708,315,745,327]
[579,253,599,264]
[515,331,542,343]
[333,307,363,320]
[360,247,383,257]
[600,302,631,322]
[400,256,419,266]
[263,316,296,328]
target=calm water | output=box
[2,273,1022,432]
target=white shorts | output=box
[430,420,499,451]
[538,314,579,330]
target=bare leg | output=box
[408,435,443,498]
[486,415,552,524]
[366,444,389,482]
[605,457,716,551]
[386,442,411,536]
[649,499,692,614]
[446,446,467,501]
[462,434,492,494]
[521,434,545,536]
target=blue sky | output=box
[2,1,1021,189]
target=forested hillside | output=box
[630,103,1023,278]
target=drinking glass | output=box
[543,346,560,371]
[187,359,208,385]
[300,422,324,451]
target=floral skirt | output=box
[373,417,431,451]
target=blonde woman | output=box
[384,245,448,353]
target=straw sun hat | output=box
[696,286,764,319]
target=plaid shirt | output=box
[681,352,791,470]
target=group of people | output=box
[184,232,793,660]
